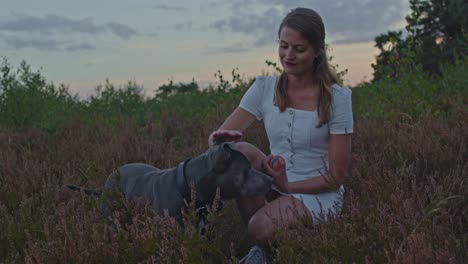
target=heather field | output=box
[0,57,466,263]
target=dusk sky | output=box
[1,0,410,97]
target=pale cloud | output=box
[0,14,140,51]
[105,22,138,39]
[0,14,105,35]
[210,7,281,48]
[3,35,97,52]
[64,42,96,52]
[3,35,65,51]
[209,0,409,46]
[174,21,193,31]
[152,4,185,11]
[206,43,252,54]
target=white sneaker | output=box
[239,245,270,264]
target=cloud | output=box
[3,35,97,52]
[210,44,252,54]
[0,14,103,35]
[152,4,185,11]
[209,0,409,46]
[3,35,65,51]
[64,42,96,52]
[174,21,193,31]
[0,14,140,51]
[210,7,282,46]
[105,22,138,39]
[0,14,138,38]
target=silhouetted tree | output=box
[372,0,468,80]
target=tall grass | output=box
[0,57,466,263]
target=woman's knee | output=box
[247,213,275,245]
[235,142,266,170]
[247,196,312,244]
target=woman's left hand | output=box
[262,154,291,194]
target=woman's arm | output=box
[263,133,352,194]
[208,107,257,147]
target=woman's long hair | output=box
[275,8,340,127]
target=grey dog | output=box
[66,142,273,227]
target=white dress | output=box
[239,76,354,222]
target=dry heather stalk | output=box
[396,195,463,260]
[211,187,221,214]
[397,232,456,264]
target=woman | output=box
[208,7,353,263]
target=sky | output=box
[1,0,410,97]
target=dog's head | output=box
[197,142,273,201]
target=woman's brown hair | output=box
[275,7,340,127]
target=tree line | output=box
[372,0,467,80]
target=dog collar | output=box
[176,159,224,234]
[176,158,191,199]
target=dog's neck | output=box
[175,153,222,233]
[175,153,212,206]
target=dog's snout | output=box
[240,169,273,196]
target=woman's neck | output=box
[286,73,318,91]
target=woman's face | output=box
[278,26,317,77]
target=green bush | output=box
[0,59,80,131]
[352,55,467,121]
[0,59,252,130]
[82,80,148,127]
[1,55,466,132]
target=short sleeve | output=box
[239,76,266,120]
[329,85,354,134]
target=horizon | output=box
[1,0,410,97]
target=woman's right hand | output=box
[208,129,243,146]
